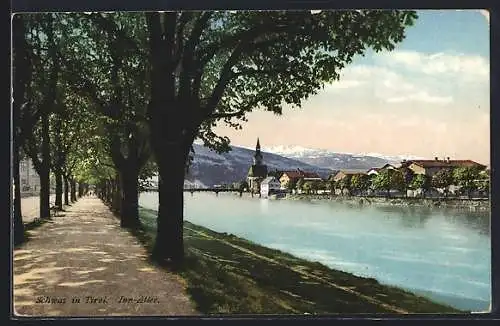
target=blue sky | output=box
[215,10,490,165]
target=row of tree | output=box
[13,10,418,262]
[284,166,489,198]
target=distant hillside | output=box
[185,144,333,187]
[262,145,424,170]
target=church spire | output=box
[253,137,263,165]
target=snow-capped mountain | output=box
[185,143,333,187]
[262,145,424,170]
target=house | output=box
[331,170,367,182]
[366,168,380,176]
[247,138,268,193]
[260,176,281,197]
[403,157,486,177]
[279,169,322,189]
[366,164,397,176]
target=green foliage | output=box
[431,168,454,195]
[350,174,370,194]
[453,167,481,197]
[339,175,352,191]
[142,10,418,153]
[410,174,431,194]
[371,169,404,195]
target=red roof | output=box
[281,170,321,179]
[409,160,486,169]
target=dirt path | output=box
[13,197,198,317]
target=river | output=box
[139,191,491,312]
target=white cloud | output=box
[377,50,489,80]
[325,64,453,105]
[325,79,365,90]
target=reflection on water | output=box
[139,192,491,311]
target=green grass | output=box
[137,207,464,315]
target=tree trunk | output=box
[13,145,24,245]
[63,174,69,205]
[70,177,77,202]
[120,167,140,228]
[39,167,50,218]
[55,170,63,210]
[39,115,51,218]
[78,182,83,198]
[112,175,121,213]
[152,147,186,263]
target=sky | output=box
[214,10,490,165]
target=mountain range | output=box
[184,143,423,187]
[185,143,334,187]
[261,145,424,170]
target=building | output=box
[365,164,397,176]
[402,157,486,177]
[247,138,268,193]
[19,158,40,193]
[260,176,281,197]
[331,170,367,182]
[279,169,322,189]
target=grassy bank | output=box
[136,207,463,315]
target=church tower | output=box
[247,137,268,194]
[253,138,263,165]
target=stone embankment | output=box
[284,194,490,211]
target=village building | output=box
[279,169,322,189]
[247,138,268,193]
[401,157,486,177]
[365,164,397,176]
[19,158,40,193]
[260,176,281,197]
[331,170,367,182]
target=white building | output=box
[260,176,281,198]
[19,158,40,192]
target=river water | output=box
[139,191,491,312]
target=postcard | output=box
[11,9,491,317]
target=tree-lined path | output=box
[13,196,197,317]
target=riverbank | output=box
[283,194,490,211]
[136,207,463,314]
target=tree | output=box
[399,167,415,197]
[286,178,298,192]
[296,178,305,193]
[339,175,352,196]
[453,166,481,199]
[90,10,419,262]
[372,170,392,197]
[61,13,152,228]
[410,174,431,198]
[431,168,454,197]
[302,181,312,194]
[20,14,61,220]
[390,170,406,196]
[350,174,370,196]
[328,180,336,195]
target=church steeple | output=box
[253,138,263,165]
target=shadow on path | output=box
[13,197,198,317]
